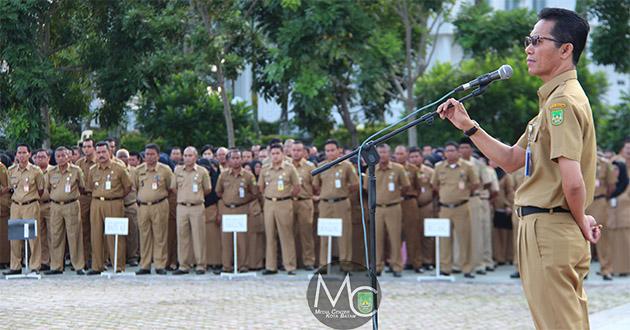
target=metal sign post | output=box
[317,218,343,274]
[6,219,41,280]
[221,214,256,279]
[102,217,135,279]
[417,218,454,282]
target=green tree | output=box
[588,0,630,73]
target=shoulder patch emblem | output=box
[550,108,564,126]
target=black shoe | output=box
[596,271,603,276]
[304,265,315,271]
[619,273,629,277]
[0,263,8,270]
[156,269,167,275]
[497,262,506,266]
[135,269,151,275]
[40,264,51,271]
[278,265,286,271]
[439,271,451,276]
[603,274,613,281]
[195,269,206,275]
[393,272,402,278]
[486,266,495,272]
[172,269,189,275]
[423,264,435,271]
[464,273,475,279]
[452,269,462,274]
[385,267,393,273]
[476,270,487,275]
[86,269,101,276]
[212,268,222,275]
[287,271,296,276]
[262,269,278,275]
[239,268,249,273]
[76,269,87,275]
[415,268,425,274]
[44,269,63,275]
[376,271,382,277]
[3,269,21,275]
[510,272,520,279]
[127,260,139,267]
[404,264,414,270]
[166,265,177,271]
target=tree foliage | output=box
[588,0,630,73]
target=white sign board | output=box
[105,217,129,236]
[222,214,248,233]
[424,218,450,237]
[318,218,342,237]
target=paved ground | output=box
[0,262,629,329]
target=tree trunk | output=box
[250,65,261,138]
[279,84,290,135]
[338,88,357,147]
[40,104,51,149]
[217,64,236,148]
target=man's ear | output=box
[560,43,574,60]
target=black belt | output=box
[41,200,50,204]
[417,200,433,208]
[265,196,292,202]
[125,201,137,207]
[138,196,168,206]
[517,206,570,217]
[93,197,123,201]
[12,199,38,206]
[594,194,606,200]
[321,197,348,203]
[403,195,417,200]
[51,199,78,205]
[225,200,250,208]
[292,197,311,201]
[178,202,203,207]
[439,200,468,209]
[376,202,400,208]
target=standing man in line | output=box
[86,142,132,275]
[135,144,175,275]
[77,138,97,266]
[117,148,140,267]
[173,147,211,275]
[408,146,436,271]
[437,8,598,328]
[44,147,86,275]
[2,144,44,275]
[291,141,316,270]
[0,159,10,269]
[34,149,53,271]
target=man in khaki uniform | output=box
[259,144,300,275]
[86,142,132,274]
[363,144,410,277]
[135,144,174,275]
[291,141,316,270]
[394,145,423,273]
[76,138,96,266]
[34,149,52,271]
[3,144,45,275]
[586,155,617,280]
[216,149,258,272]
[0,161,9,269]
[173,147,211,275]
[437,9,598,328]
[489,160,514,266]
[609,141,630,276]
[44,147,86,275]
[431,142,479,278]
[117,149,140,267]
[408,147,436,270]
[510,167,526,278]
[313,140,358,270]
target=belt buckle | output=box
[99,197,105,201]
[272,197,277,202]
[147,201,153,206]
[229,204,235,208]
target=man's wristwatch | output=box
[463,120,480,137]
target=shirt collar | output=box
[377,162,392,171]
[537,69,577,104]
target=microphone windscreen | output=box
[499,64,513,80]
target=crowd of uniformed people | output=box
[0,136,628,279]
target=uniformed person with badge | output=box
[216,149,258,273]
[437,8,598,328]
[313,140,358,270]
[259,144,300,275]
[431,142,479,278]
[489,159,515,266]
[135,144,175,275]
[173,147,211,275]
[34,149,53,271]
[510,167,525,278]
[290,141,316,270]
[0,160,9,269]
[44,147,86,275]
[408,146,436,270]
[610,140,630,276]
[86,141,133,275]
[76,138,97,266]
[116,148,140,267]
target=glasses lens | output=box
[524,36,532,47]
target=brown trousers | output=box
[517,212,590,330]
[318,198,352,266]
[439,204,472,274]
[167,192,178,268]
[205,204,221,267]
[247,200,264,269]
[418,202,435,265]
[39,202,51,266]
[586,197,611,275]
[138,199,169,270]
[512,210,520,270]
[90,199,126,272]
[402,198,420,268]
[376,204,402,273]
[0,196,10,264]
[219,202,249,272]
[264,199,296,272]
[294,199,315,268]
[10,202,42,271]
[79,194,92,263]
[176,204,206,271]
[50,201,85,271]
[124,203,140,261]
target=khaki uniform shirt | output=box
[9,163,44,203]
[493,171,514,211]
[402,163,420,198]
[313,160,358,200]
[431,159,479,205]
[0,162,8,194]
[135,162,174,203]
[175,164,211,204]
[515,70,597,210]
[86,161,132,199]
[416,164,435,206]
[47,164,85,202]
[76,156,96,194]
[39,165,53,202]
[363,162,411,205]
[258,162,299,199]
[216,168,257,205]
[293,159,315,199]
[594,157,616,197]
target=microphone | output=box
[454,64,513,93]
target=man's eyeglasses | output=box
[524,35,565,47]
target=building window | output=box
[505,0,521,10]
[532,0,546,13]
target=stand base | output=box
[417,274,455,282]
[220,272,257,280]
[101,271,136,279]
[5,271,41,280]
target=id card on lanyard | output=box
[525,123,534,177]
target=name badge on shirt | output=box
[610,198,617,208]
[193,174,199,192]
[458,181,465,190]
[65,177,71,193]
[105,174,112,190]
[277,176,285,192]
[595,179,601,188]
[421,187,426,194]
[388,181,395,192]
[335,179,342,189]
[239,186,245,199]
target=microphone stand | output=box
[311,83,490,330]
